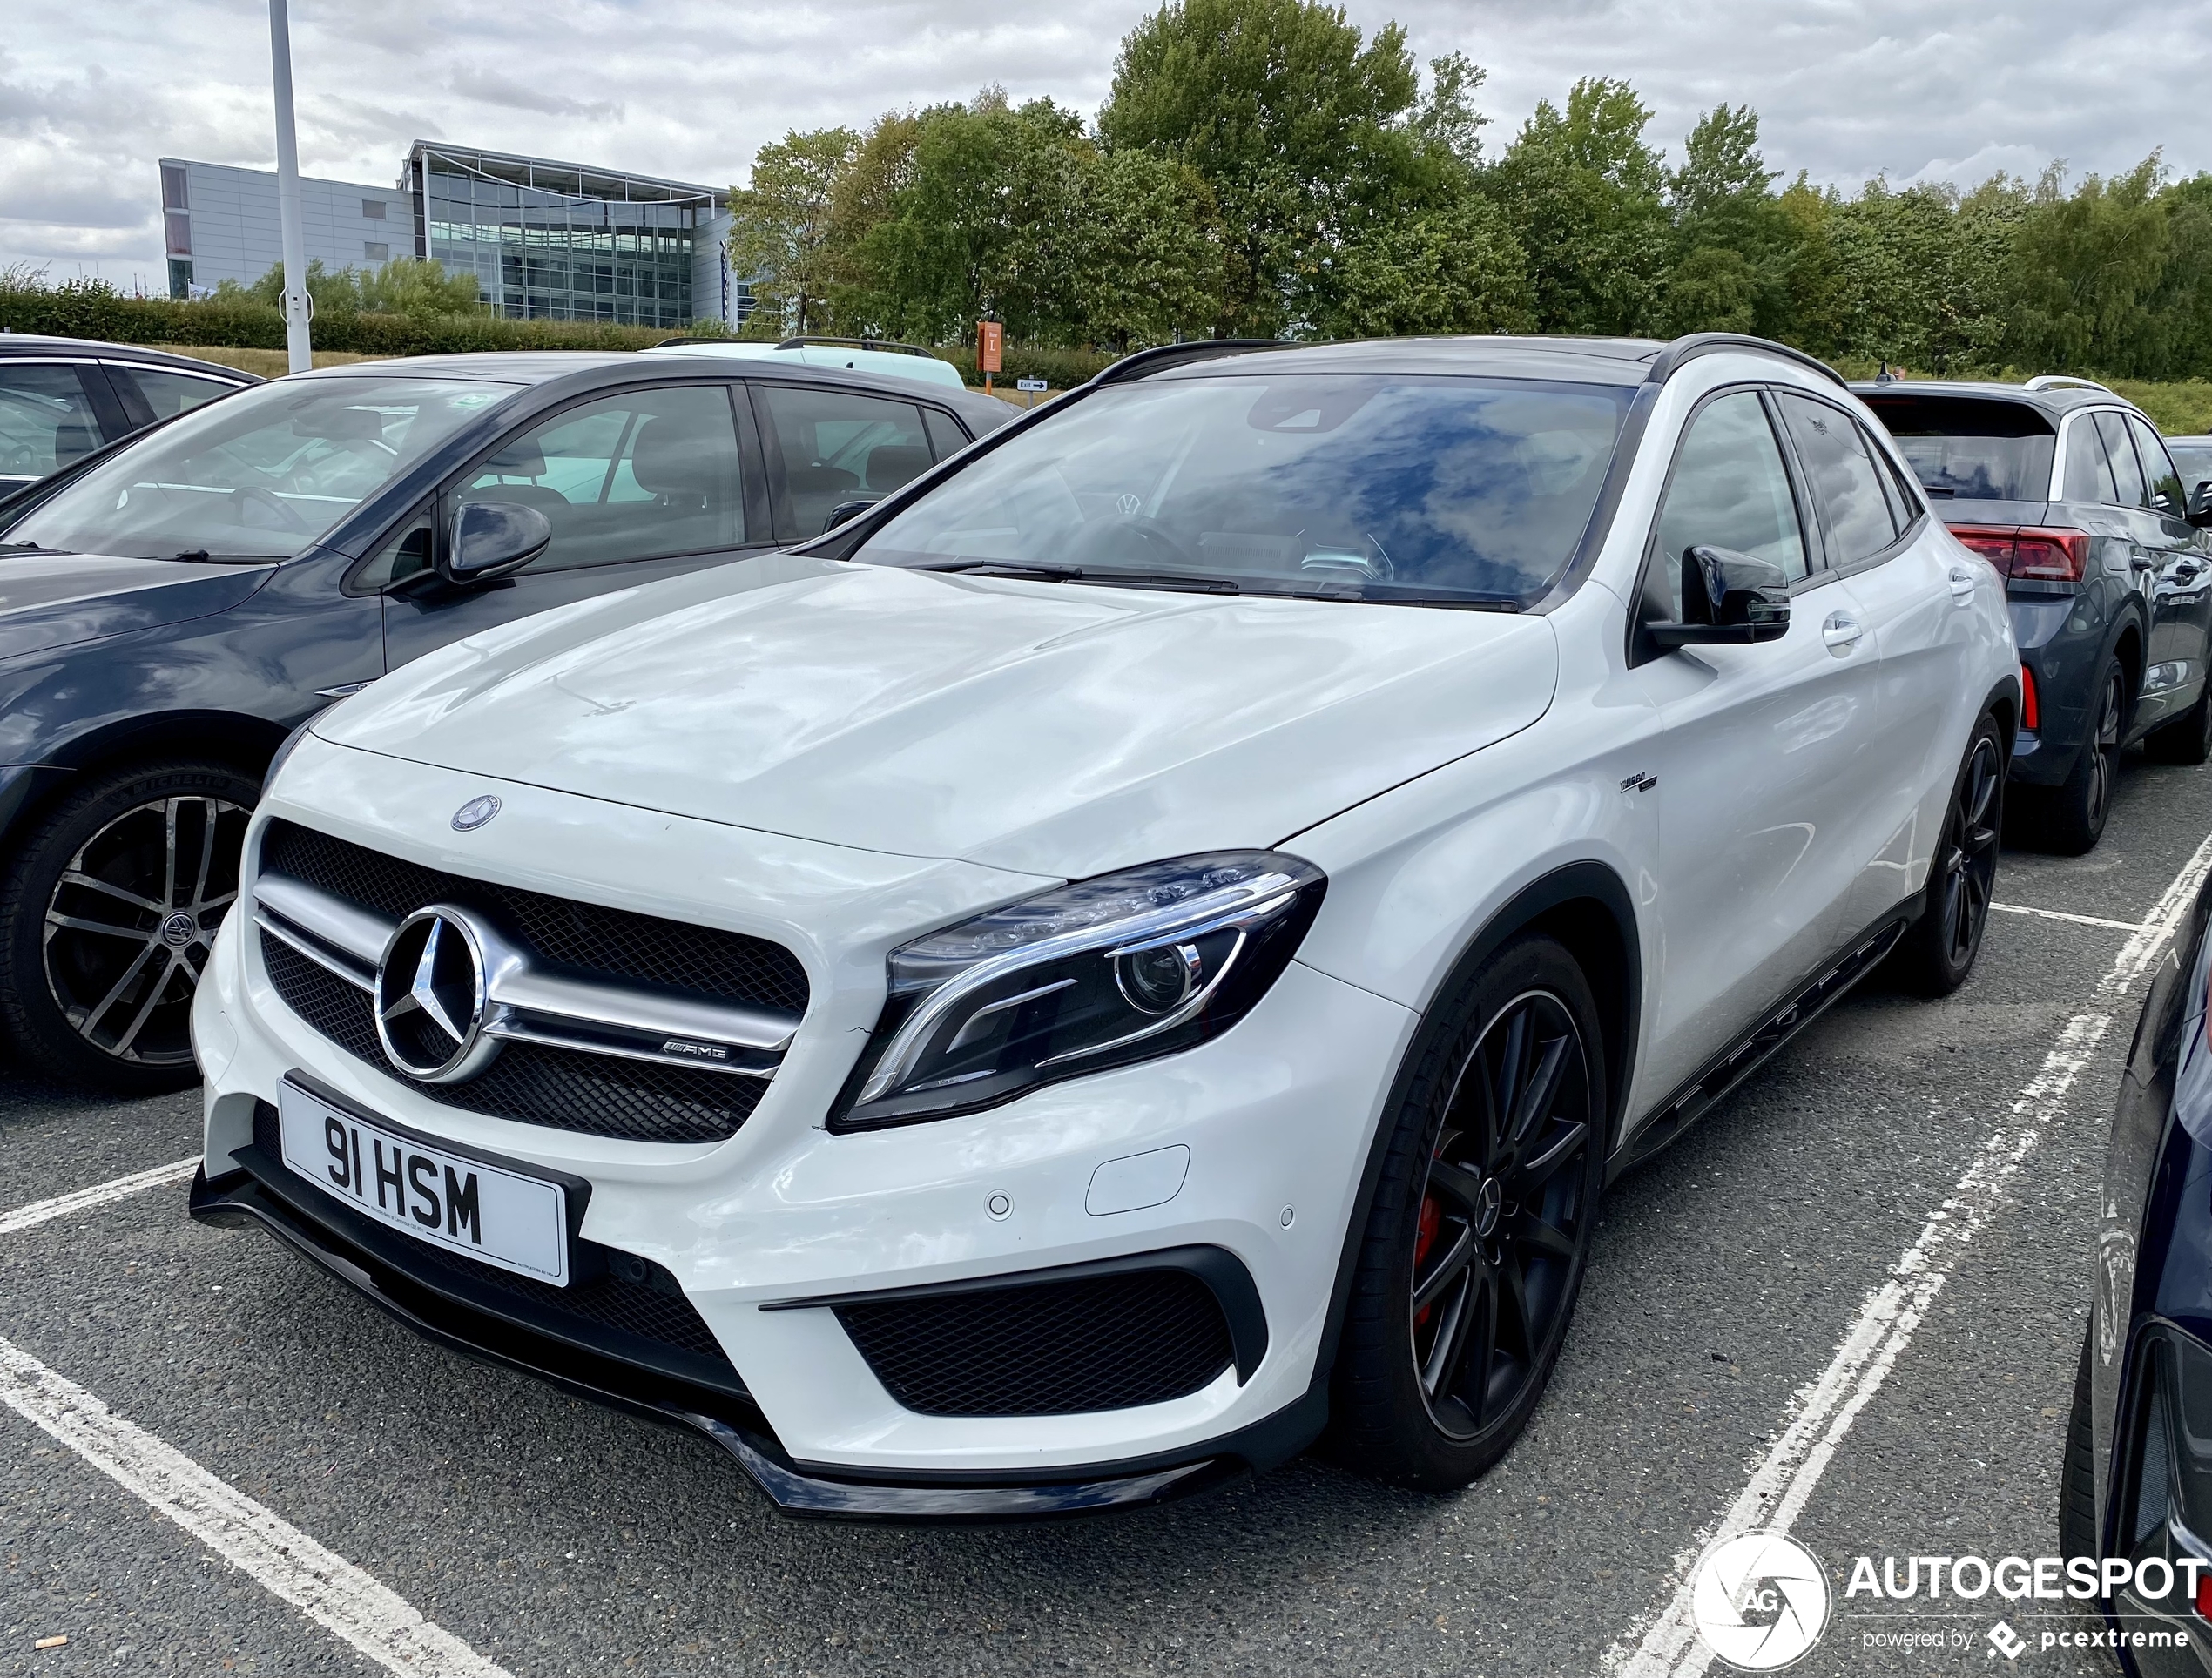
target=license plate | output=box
[275,1080,571,1285]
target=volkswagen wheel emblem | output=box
[450,794,502,832]
[373,906,498,1082]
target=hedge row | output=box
[0,282,701,355]
[930,343,1116,387]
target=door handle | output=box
[1822,612,1865,650]
[1947,563,1978,598]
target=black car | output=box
[2067,871,2212,1669]
[1855,377,2212,853]
[2169,435,2212,504]
[0,334,256,496]
[0,351,1010,1093]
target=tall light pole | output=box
[267,0,312,374]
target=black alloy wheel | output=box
[0,762,259,1094]
[2144,681,2212,765]
[2021,657,2126,856]
[1410,989,1597,1439]
[1330,933,1607,1489]
[1893,713,2005,995]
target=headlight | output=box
[832,851,1327,1131]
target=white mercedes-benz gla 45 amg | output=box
[192,333,2019,1517]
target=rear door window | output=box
[113,365,240,422]
[757,385,933,539]
[2095,411,2151,508]
[0,363,106,478]
[1777,391,1898,567]
[455,384,750,573]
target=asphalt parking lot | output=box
[1,753,2207,1678]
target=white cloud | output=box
[3,0,2208,289]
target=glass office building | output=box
[404,144,732,327]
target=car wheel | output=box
[1892,712,2004,996]
[2024,657,2126,856]
[0,761,257,1095]
[1329,933,1607,1489]
[2143,683,2212,766]
[2061,1325,2099,1565]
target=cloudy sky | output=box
[6,0,2211,289]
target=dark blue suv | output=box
[0,352,1008,1094]
[1858,378,2212,853]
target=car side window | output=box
[2127,415,2188,516]
[2063,414,2121,504]
[0,364,105,477]
[1775,391,1898,567]
[1650,390,1809,615]
[758,385,934,538]
[116,367,237,421]
[923,408,970,462]
[2095,411,2151,509]
[453,384,748,574]
[355,510,435,592]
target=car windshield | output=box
[3,376,519,560]
[853,374,1633,606]
[1862,394,2056,502]
[2169,441,2212,490]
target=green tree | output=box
[226,258,366,318]
[1320,190,1530,336]
[728,126,862,334]
[1071,149,1224,348]
[1663,104,1798,336]
[1491,77,1671,335]
[357,257,482,316]
[2006,157,2171,374]
[1099,0,1422,334]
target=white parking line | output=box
[1607,830,2212,1678]
[0,1332,511,1678]
[0,1156,198,1237]
[1990,901,2147,932]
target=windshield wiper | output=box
[907,558,1087,580]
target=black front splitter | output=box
[192,1164,1312,1521]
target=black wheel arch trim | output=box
[1306,859,1642,1393]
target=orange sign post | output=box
[978,320,1003,394]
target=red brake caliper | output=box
[1413,1194,1441,1328]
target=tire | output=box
[1328,933,1608,1490]
[1890,712,2004,997]
[2021,656,2126,856]
[2061,1325,2099,1565]
[0,760,258,1095]
[2143,683,2212,766]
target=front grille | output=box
[249,1102,737,1377]
[260,819,809,1015]
[836,1270,1235,1417]
[261,935,762,1143]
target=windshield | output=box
[853,374,1633,605]
[4,376,519,560]
[1863,394,2055,502]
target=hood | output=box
[320,556,1558,879]
[0,552,273,662]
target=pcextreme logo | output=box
[1692,1533,1832,1670]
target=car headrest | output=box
[865,444,932,494]
[480,436,546,478]
[52,421,96,466]
[629,417,726,500]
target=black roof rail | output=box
[1093,339,1291,385]
[1644,333,1845,389]
[776,335,935,357]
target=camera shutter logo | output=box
[1690,1532,1831,1670]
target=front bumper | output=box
[197,744,1417,1507]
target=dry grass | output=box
[136,345,387,377]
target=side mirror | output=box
[2188,481,2212,529]
[1647,546,1792,650]
[824,497,877,531]
[442,500,550,586]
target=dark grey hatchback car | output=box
[0,351,1008,1092]
[1857,377,2212,853]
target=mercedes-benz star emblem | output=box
[373,906,496,1082]
[450,794,502,832]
